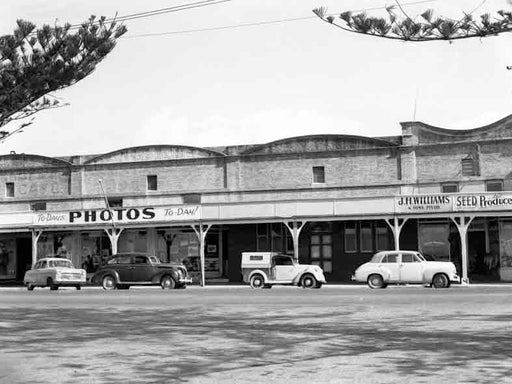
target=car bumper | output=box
[451,273,460,283]
[178,277,193,285]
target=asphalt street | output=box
[1,284,512,384]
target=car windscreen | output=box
[49,260,73,268]
[148,256,161,264]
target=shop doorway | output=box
[16,238,32,281]
[468,230,495,281]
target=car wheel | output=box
[75,285,81,290]
[432,273,449,289]
[102,275,117,290]
[367,274,385,289]
[161,275,176,289]
[301,274,317,289]
[314,283,323,289]
[27,284,34,291]
[47,277,58,290]
[249,274,264,289]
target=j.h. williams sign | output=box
[395,194,512,213]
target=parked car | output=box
[91,253,192,290]
[241,252,326,289]
[23,257,86,291]
[352,250,460,289]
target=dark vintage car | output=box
[91,253,193,290]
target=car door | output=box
[382,253,400,282]
[131,255,154,282]
[273,255,297,282]
[399,253,423,283]
[112,255,132,282]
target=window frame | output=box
[312,166,325,184]
[486,179,504,192]
[5,182,14,198]
[441,183,459,193]
[147,175,158,191]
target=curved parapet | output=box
[84,144,226,165]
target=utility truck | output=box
[241,252,326,289]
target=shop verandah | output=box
[2,193,512,285]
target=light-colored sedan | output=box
[352,250,459,289]
[24,257,86,291]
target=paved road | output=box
[1,284,512,384]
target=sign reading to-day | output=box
[33,206,201,226]
[395,194,512,213]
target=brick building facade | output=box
[2,115,512,284]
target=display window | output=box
[0,238,16,279]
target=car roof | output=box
[38,257,72,261]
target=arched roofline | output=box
[84,144,226,165]
[400,114,512,136]
[242,134,396,154]
[0,153,72,167]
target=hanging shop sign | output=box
[395,193,512,213]
[33,205,202,227]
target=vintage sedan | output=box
[352,250,459,289]
[91,252,192,290]
[24,257,87,291]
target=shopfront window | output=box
[0,239,16,279]
[37,233,73,260]
[360,222,372,252]
[499,221,512,268]
[80,232,111,273]
[344,222,357,253]
[419,223,450,262]
[376,225,390,251]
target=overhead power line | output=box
[66,0,231,30]
[123,0,437,39]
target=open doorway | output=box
[16,238,32,281]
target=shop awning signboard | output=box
[32,205,202,227]
[395,193,512,214]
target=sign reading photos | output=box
[395,193,512,213]
[33,206,201,226]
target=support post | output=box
[31,229,43,266]
[451,215,474,285]
[104,228,124,256]
[192,223,211,287]
[284,220,307,262]
[385,217,408,251]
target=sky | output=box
[1,0,512,157]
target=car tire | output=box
[27,284,34,291]
[47,277,58,290]
[301,274,317,289]
[314,283,323,289]
[102,275,117,290]
[161,275,176,289]
[432,273,450,289]
[75,285,81,290]
[367,274,385,289]
[249,274,265,289]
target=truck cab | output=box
[241,252,326,289]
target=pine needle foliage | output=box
[0,16,127,141]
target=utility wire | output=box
[122,0,437,38]
[66,0,231,30]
